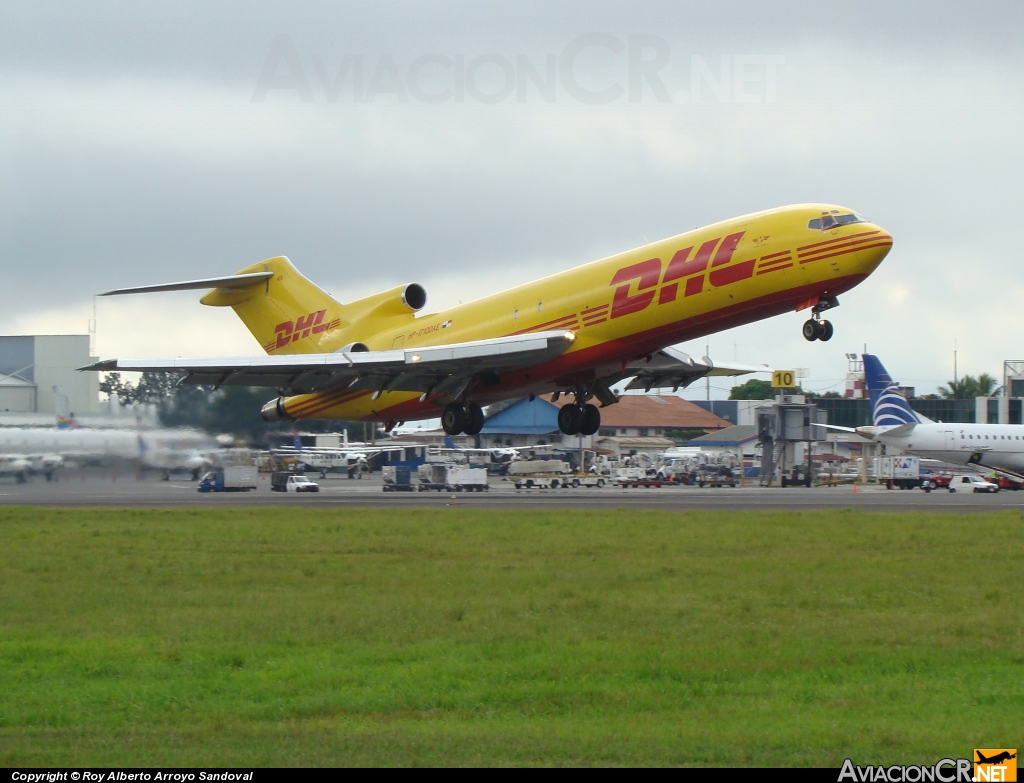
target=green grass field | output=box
[0,506,1020,766]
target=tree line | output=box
[728,373,1002,401]
[98,372,368,443]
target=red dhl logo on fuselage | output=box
[264,310,341,352]
[509,229,887,335]
[608,231,749,319]
[605,228,891,320]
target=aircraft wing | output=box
[622,347,770,392]
[81,330,576,399]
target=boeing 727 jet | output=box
[84,205,892,436]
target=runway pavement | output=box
[2,472,1023,511]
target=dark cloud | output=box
[2,0,1022,77]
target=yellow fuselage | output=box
[282,203,892,421]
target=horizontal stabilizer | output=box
[705,361,772,377]
[621,347,770,392]
[99,271,274,296]
[820,423,858,433]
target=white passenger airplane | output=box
[0,454,32,482]
[834,354,1024,476]
[0,425,216,479]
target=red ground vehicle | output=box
[618,478,667,488]
[920,475,951,490]
[994,475,1024,491]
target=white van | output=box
[949,475,998,493]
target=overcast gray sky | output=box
[2,1,1022,398]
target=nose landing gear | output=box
[802,318,834,342]
[801,296,838,342]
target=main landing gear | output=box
[441,402,485,436]
[556,388,601,436]
[802,296,838,342]
[442,390,603,438]
[558,403,600,436]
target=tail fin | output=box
[863,354,923,426]
[100,256,423,355]
[200,257,343,354]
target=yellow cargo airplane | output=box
[85,204,892,436]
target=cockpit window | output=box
[807,211,866,231]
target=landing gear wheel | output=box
[557,404,583,435]
[818,320,834,342]
[579,404,601,436]
[463,403,485,436]
[441,404,466,436]
[802,319,820,341]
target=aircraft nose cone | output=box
[857,224,894,273]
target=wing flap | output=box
[80,330,575,397]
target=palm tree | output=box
[938,373,1003,399]
[975,373,1002,396]
[939,377,972,399]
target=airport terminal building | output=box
[0,335,99,416]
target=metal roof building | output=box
[688,424,762,460]
[480,398,559,444]
[548,393,730,436]
[688,425,759,447]
[477,394,732,448]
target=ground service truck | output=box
[875,456,921,489]
[198,466,258,492]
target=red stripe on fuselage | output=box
[799,235,889,262]
[291,390,372,418]
[355,273,868,422]
[799,240,893,265]
[509,314,579,335]
[287,387,366,417]
[756,263,793,275]
[797,230,880,253]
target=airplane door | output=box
[392,335,405,349]
[943,431,956,451]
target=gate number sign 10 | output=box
[772,370,796,388]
